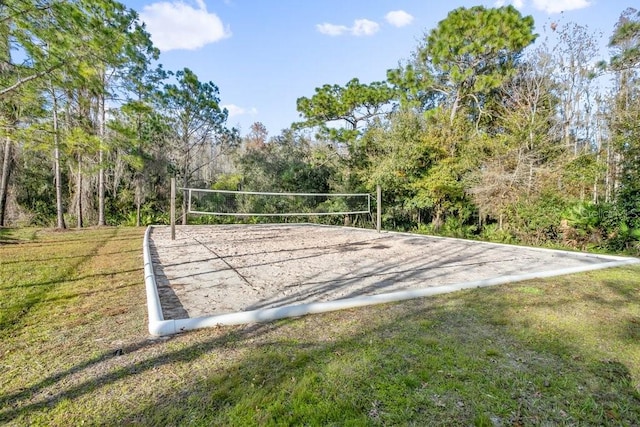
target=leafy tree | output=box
[0,0,129,98]
[239,128,334,194]
[244,122,268,151]
[388,5,536,124]
[45,81,66,228]
[295,78,395,143]
[84,0,158,226]
[159,68,235,224]
[0,31,18,226]
[0,9,49,226]
[610,8,640,70]
[468,53,561,230]
[100,63,168,226]
[608,7,640,246]
[544,21,602,155]
[0,0,158,227]
[409,108,484,230]
[108,100,172,226]
[354,109,428,228]
[13,150,57,225]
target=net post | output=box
[376,184,382,233]
[170,177,176,240]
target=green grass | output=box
[1,227,639,425]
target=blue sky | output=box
[120,0,634,137]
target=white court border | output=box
[143,225,640,336]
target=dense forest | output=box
[1,2,639,254]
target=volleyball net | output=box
[167,182,382,239]
[186,188,372,217]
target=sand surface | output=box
[148,224,621,320]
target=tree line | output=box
[0,0,237,229]
[1,3,639,254]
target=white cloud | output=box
[222,104,257,118]
[494,0,524,8]
[352,19,380,36]
[532,0,591,14]
[494,0,590,13]
[385,10,414,28]
[140,0,230,52]
[317,18,380,37]
[316,23,350,36]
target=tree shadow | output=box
[4,288,640,425]
[0,238,113,334]
[108,302,640,425]
[0,247,140,266]
[1,227,145,339]
[5,226,638,424]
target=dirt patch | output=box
[148,224,627,320]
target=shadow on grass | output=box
[601,275,640,303]
[3,225,639,425]
[106,304,640,425]
[0,227,38,244]
[0,228,18,244]
[3,288,640,425]
[0,268,141,292]
[619,316,640,342]
[0,337,169,420]
[0,231,117,335]
[0,247,140,266]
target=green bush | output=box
[510,192,568,245]
[479,223,517,244]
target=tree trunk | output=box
[433,208,442,232]
[0,136,13,226]
[605,139,612,203]
[54,143,66,229]
[0,21,13,227]
[52,93,66,229]
[76,156,83,229]
[97,90,106,226]
[592,119,601,204]
[449,89,461,125]
[135,178,142,227]
[98,150,105,226]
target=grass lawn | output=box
[1,227,639,425]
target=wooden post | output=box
[376,184,382,233]
[170,177,176,241]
